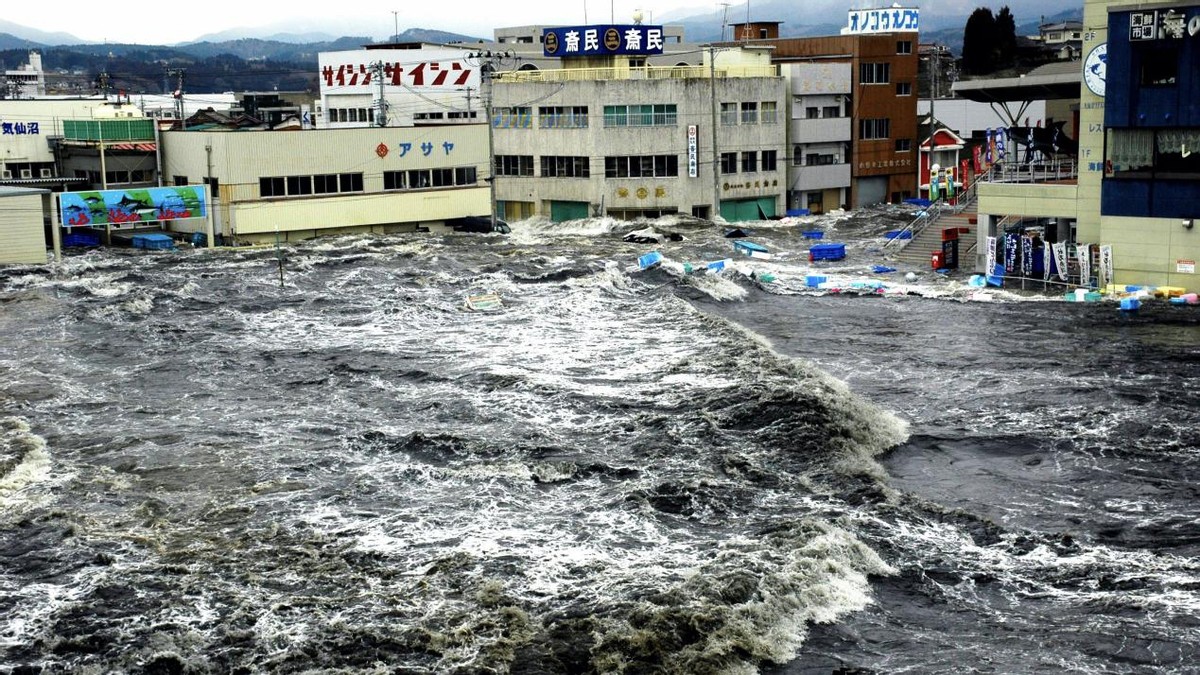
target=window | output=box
[806,106,819,119]
[720,152,738,174]
[895,139,912,152]
[761,101,778,124]
[897,40,913,54]
[260,177,285,197]
[432,168,454,187]
[603,104,676,127]
[806,154,838,166]
[741,102,758,124]
[762,150,777,171]
[340,173,363,192]
[822,105,840,118]
[383,171,407,190]
[173,175,188,186]
[540,156,590,178]
[496,155,534,176]
[896,82,912,96]
[455,167,477,185]
[286,175,312,196]
[408,170,432,188]
[860,118,891,140]
[792,145,804,166]
[860,62,891,84]
[1141,49,1178,86]
[1106,128,1200,177]
[314,174,339,194]
[741,151,758,172]
[604,155,679,178]
[539,105,589,128]
[721,102,738,126]
[494,106,532,128]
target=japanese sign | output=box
[687,125,698,178]
[542,25,665,57]
[845,8,919,35]
[1,120,40,135]
[58,186,207,227]
[319,49,480,95]
[1129,8,1200,40]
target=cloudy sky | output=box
[29,0,726,44]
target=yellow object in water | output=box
[1155,286,1187,298]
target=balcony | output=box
[790,117,851,144]
[791,163,851,191]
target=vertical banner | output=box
[986,128,995,165]
[1043,241,1052,280]
[930,170,940,200]
[1005,233,1018,274]
[960,159,970,188]
[945,168,956,199]
[973,144,982,174]
[986,235,998,275]
[996,128,1007,160]
[1099,245,1114,290]
[1052,241,1068,281]
[1021,235,1033,276]
[687,125,698,178]
[1077,244,1091,287]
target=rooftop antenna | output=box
[719,3,731,41]
[741,0,752,40]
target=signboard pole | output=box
[99,121,111,246]
[205,144,216,247]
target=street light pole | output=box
[466,50,515,230]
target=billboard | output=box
[319,49,480,95]
[59,186,207,227]
[543,25,665,57]
[844,8,919,35]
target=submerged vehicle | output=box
[448,216,510,234]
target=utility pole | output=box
[708,46,721,220]
[465,50,515,230]
[371,61,388,127]
[392,11,399,42]
[165,66,187,129]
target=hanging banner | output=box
[1021,235,1034,276]
[986,235,998,275]
[1078,244,1091,287]
[59,185,207,227]
[1043,241,1052,281]
[1099,245,1114,289]
[996,128,1007,160]
[973,144,982,174]
[1052,241,1068,281]
[986,128,995,164]
[1005,233,1018,273]
[944,168,956,198]
[961,159,970,188]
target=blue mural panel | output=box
[59,186,207,227]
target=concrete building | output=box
[159,124,492,244]
[3,52,46,99]
[490,27,786,222]
[723,18,920,209]
[972,0,1200,289]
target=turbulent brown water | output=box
[2,208,1198,673]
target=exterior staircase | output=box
[886,189,980,271]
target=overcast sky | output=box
[31,0,724,44]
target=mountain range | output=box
[0,1,1080,94]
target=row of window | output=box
[76,169,153,184]
[494,102,779,129]
[383,167,477,190]
[260,173,364,197]
[495,152,782,178]
[720,101,780,126]
[720,150,779,174]
[328,108,376,124]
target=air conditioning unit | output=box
[0,170,11,180]
[20,169,32,179]
[40,169,52,178]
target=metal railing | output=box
[988,158,1077,184]
[495,64,778,84]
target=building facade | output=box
[159,124,492,244]
[725,22,920,208]
[491,44,786,222]
[975,0,1200,288]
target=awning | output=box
[107,143,157,151]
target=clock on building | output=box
[1084,43,1107,97]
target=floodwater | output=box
[2,207,1198,673]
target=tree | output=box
[995,6,1018,70]
[962,8,997,75]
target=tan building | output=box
[159,124,492,244]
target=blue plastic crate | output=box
[638,251,663,269]
[132,233,176,250]
[64,232,101,247]
[801,230,824,239]
[884,230,912,240]
[808,243,845,261]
